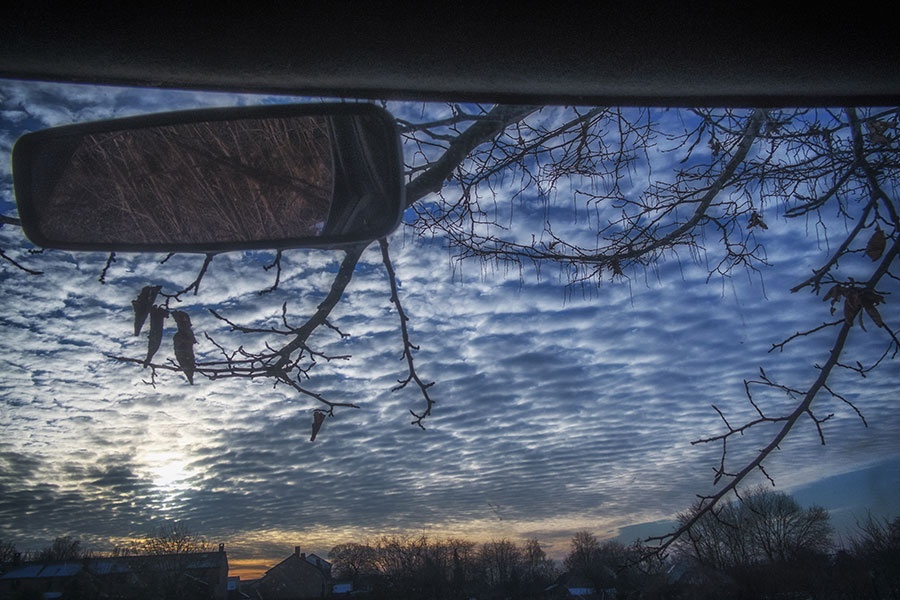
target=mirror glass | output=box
[14,105,403,251]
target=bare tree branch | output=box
[647,232,898,556]
[0,247,42,274]
[379,237,435,429]
[405,105,540,205]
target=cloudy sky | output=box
[1,79,898,578]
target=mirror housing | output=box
[13,103,404,252]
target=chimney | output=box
[219,543,225,553]
[294,546,301,556]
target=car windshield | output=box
[1,79,898,596]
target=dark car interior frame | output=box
[1,8,898,107]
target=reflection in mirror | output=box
[46,116,334,244]
[14,105,402,251]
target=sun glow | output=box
[141,450,194,507]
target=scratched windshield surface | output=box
[1,80,898,596]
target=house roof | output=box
[266,550,331,576]
[304,553,331,569]
[665,559,738,587]
[1,562,81,579]
[1,551,227,580]
[267,553,326,574]
[260,552,330,598]
[560,572,596,590]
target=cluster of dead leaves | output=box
[867,119,896,146]
[816,226,892,330]
[747,211,768,230]
[132,285,197,383]
[823,284,886,330]
[609,259,624,279]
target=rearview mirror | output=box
[13,103,404,252]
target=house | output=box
[543,572,604,599]
[228,575,251,600]
[664,558,740,597]
[0,547,228,600]
[257,547,331,600]
[0,561,87,599]
[301,553,331,576]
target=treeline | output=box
[326,533,667,599]
[0,535,88,564]
[324,488,900,600]
[4,492,899,599]
[0,524,218,600]
[328,536,557,600]
[566,487,900,599]
[0,523,211,564]
[669,488,900,599]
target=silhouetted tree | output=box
[478,538,523,597]
[127,522,211,556]
[123,523,217,600]
[675,487,833,597]
[329,542,378,588]
[372,534,429,599]
[563,530,606,587]
[677,487,832,570]
[36,536,85,561]
[850,513,900,598]
[563,534,660,595]
[521,538,557,596]
[339,534,558,599]
[0,539,17,565]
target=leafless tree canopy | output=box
[675,486,833,570]
[4,104,899,558]
[328,535,555,599]
[35,536,86,562]
[123,522,212,556]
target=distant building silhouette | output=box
[0,546,228,599]
[256,547,331,599]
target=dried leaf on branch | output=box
[747,211,768,229]
[822,285,843,307]
[866,227,886,261]
[311,411,327,442]
[144,305,167,367]
[844,290,863,324]
[132,285,161,336]
[864,303,885,328]
[866,119,892,145]
[172,310,197,384]
[831,286,888,329]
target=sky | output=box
[1,79,898,579]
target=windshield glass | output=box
[1,79,898,595]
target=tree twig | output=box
[380,237,436,429]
